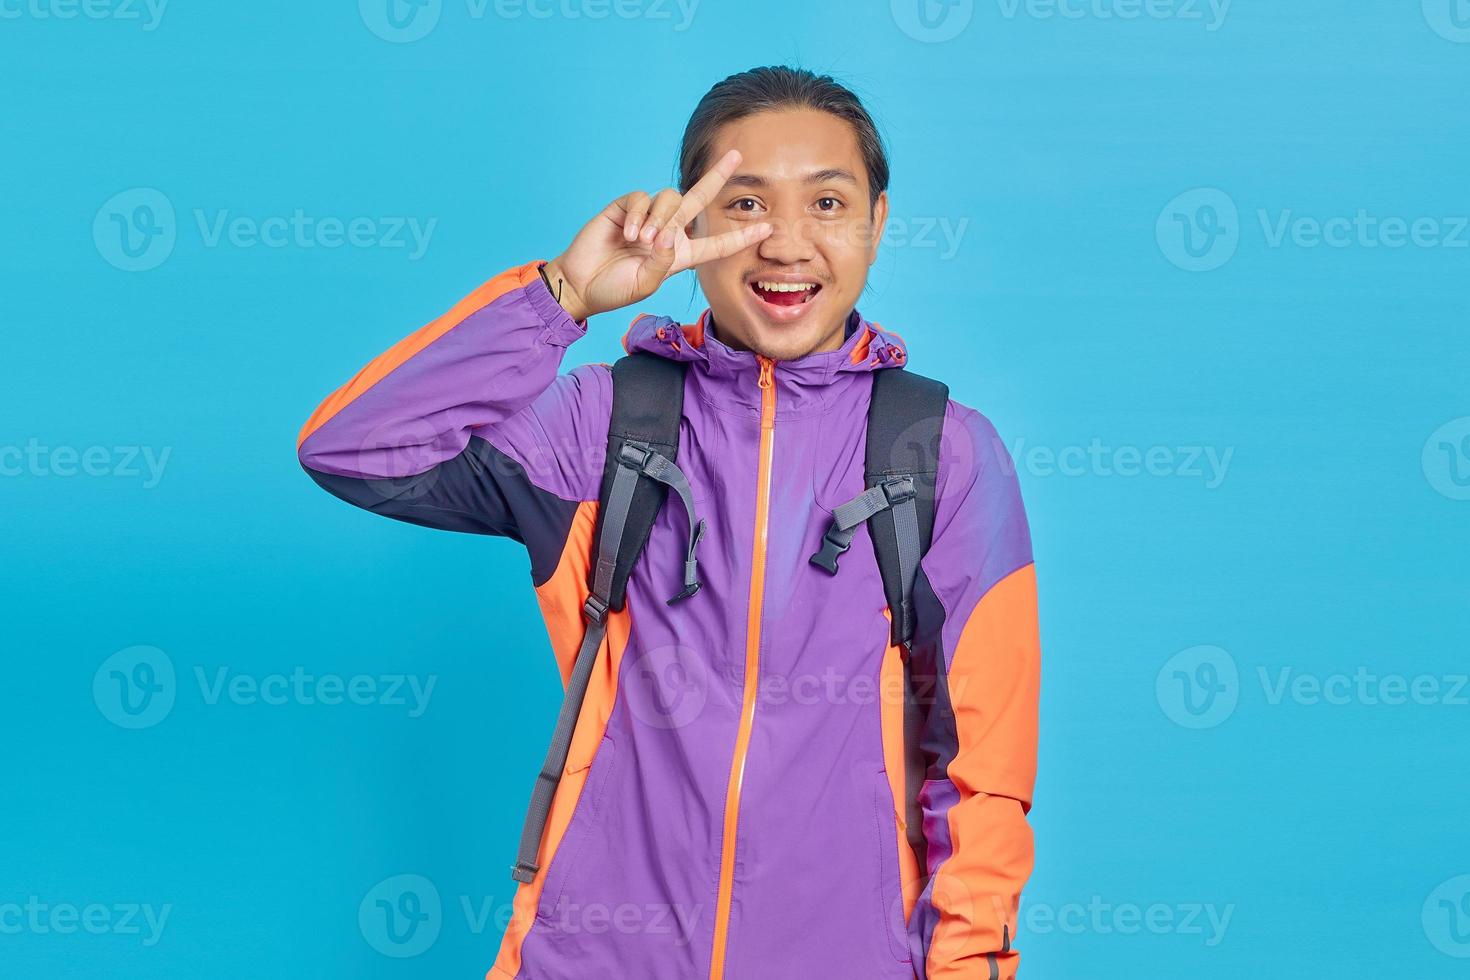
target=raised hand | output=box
[541,150,772,322]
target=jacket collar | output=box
[620,307,910,419]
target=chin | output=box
[710,286,848,360]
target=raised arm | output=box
[296,150,771,583]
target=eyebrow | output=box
[725,168,861,189]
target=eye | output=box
[730,197,763,213]
[815,197,843,213]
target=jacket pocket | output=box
[535,735,619,924]
[873,769,915,966]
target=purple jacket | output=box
[298,260,1040,979]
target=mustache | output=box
[741,269,832,283]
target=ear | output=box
[867,190,889,265]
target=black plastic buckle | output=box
[582,594,609,624]
[511,861,538,884]
[809,527,850,574]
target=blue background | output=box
[4,1,1469,977]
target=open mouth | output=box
[749,279,822,308]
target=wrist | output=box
[540,258,591,323]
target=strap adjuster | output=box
[882,476,916,505]
[511,861,538,884]
[582,594,609,624]
[617,443,650,469]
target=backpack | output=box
[510,352,949,884]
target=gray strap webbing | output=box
[626,444,707,603]
[809,477,922,629]
[510,440,705,884]
[510,449,641,884]
[888,486,922,643]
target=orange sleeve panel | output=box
[297,260,545,448]
[927,563,1040,980]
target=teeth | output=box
[755,281,816,293]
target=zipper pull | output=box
[756,355,774,389]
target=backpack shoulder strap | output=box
[809,367,948,647]
[511,351,703,884]
[595,352,700,609]
[865,367,948,646]
[807,365,948,879]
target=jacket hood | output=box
[620,307,911,418]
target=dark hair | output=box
[677,66,889,211]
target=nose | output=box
[756,208,818,266]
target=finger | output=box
[637,221,680,289]
[640,188,683,244]
[680,222,772,270]
[619,191,652,243]
[671,149,742,229]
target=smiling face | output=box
[688,108,888,362]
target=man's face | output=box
[689,108,888,362]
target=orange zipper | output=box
[709,354,777,980]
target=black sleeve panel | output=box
[302,434,583,587]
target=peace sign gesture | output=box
[542,150,772,322]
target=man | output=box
[298,66,1039,980]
